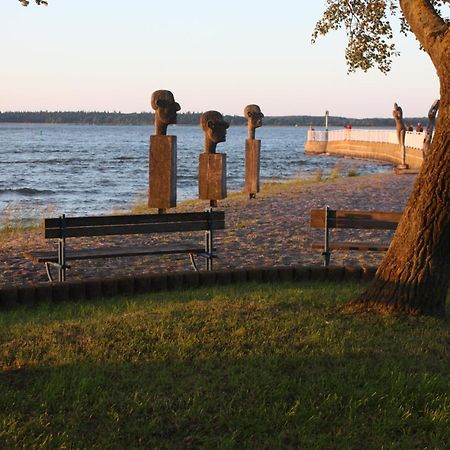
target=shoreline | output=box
[0,169,392,230]
[0,172,416,288]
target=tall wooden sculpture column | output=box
[148,90,181,213]
[198,111,229,207]
[423,99,440,156]
[243,104,264,199]
[393,102,408,170]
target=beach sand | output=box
[0,172,416,287]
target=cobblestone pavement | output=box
[0,173,416,287]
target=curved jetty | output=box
[305,129,424,169]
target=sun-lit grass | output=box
[128,168,364,214]
[347,165,361,177]
[0,221,42,238]
[261,176,321,193]
[0,201,52,234]
[1,281,448,449]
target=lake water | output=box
[0,124,392,223]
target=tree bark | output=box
[357,0,449,315]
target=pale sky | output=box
[0,0,441,118]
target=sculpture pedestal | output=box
[148,135,177,210]
[198,153,227,201]
[244,139,261,196]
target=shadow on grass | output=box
[1,350,448,449]
[1,281,449,448]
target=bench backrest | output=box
[310,208,402,230]
[45,211,225,239]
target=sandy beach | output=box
[0,172,416,287]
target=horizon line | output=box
[0,110,430,121]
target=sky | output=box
[0,0,442,118]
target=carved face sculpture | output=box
[244,104,264,130]
[151,90,181,133]
[200,111,230,145]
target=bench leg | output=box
[323,205,331,266]
[205,218,213,271]
[44,262,71,282]
[322,251,331,267]
[189,253,199,272]
[45,262,55,282]
[58,237,67,282]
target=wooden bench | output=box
[25,209,225,282]
[310,206,402,266]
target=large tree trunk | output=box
[357,0,449,315]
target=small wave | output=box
[114,156,138,161]
[0,158,91,165]
[0,187,55,196]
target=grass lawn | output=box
[1,281,449,449]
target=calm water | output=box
[0,124,391,223]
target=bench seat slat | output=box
[25,242,206,263]
[45,220,225,239]
[311,241,390,252]
[45,211,224,228]
[310,209,402,230]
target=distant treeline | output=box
[0,111,429,127]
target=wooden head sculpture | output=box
[200,111,230,154]
[151,90,181,135]
[244,104,264,139]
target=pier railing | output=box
[307,129,425,150]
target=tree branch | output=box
[399,0,449,58]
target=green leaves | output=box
[18,0,48,6]
[312,0,398,74]
[312,0,449,74]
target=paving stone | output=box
[0,174,414,295]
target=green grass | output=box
[1,281,449,449]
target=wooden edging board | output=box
[0,265,377,309]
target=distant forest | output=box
[0,111,429,127]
